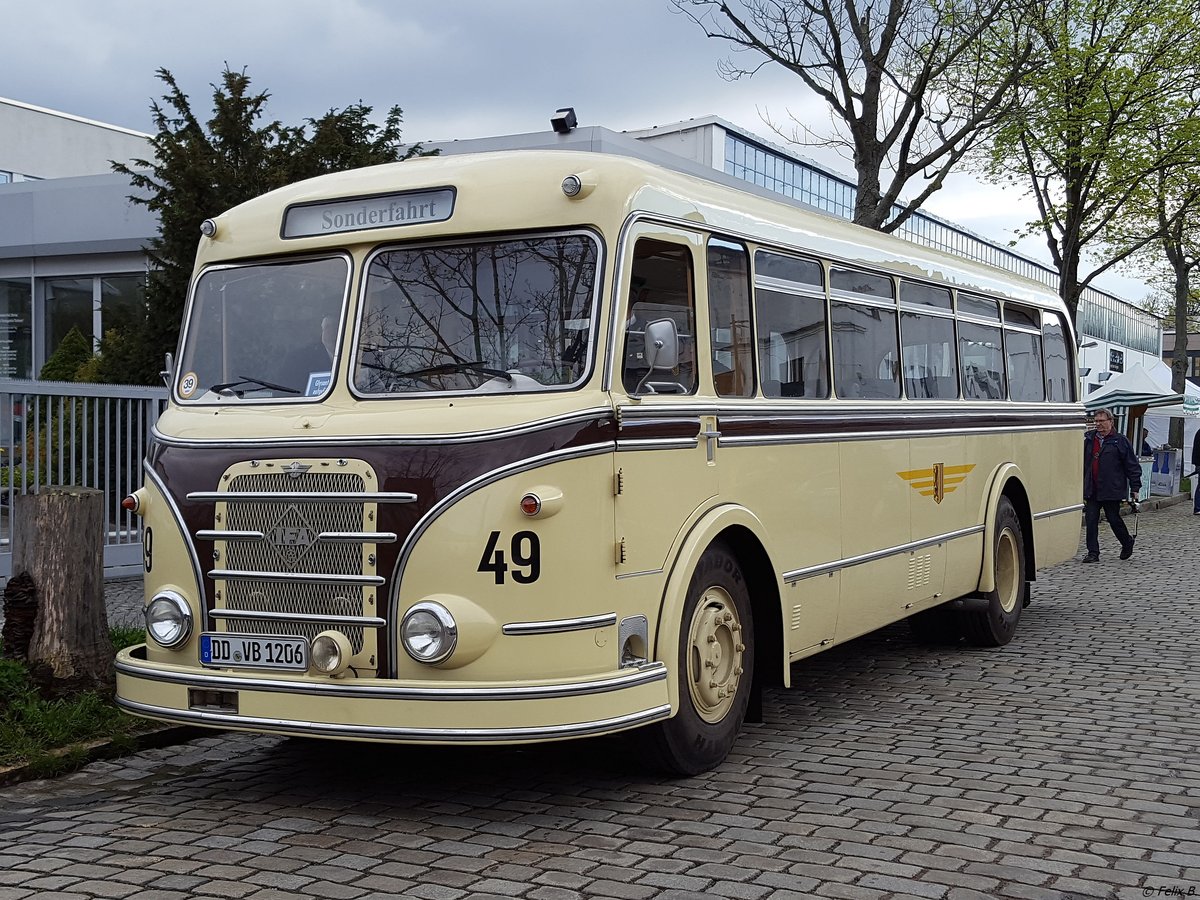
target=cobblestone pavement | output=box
[1,502,1198,900]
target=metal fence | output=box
[0,379,168,580]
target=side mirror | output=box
[160,352,174,388]
[631,318,683,395]
[642,318,679,371]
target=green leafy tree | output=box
[1122,110,1200,445]
[108,67,433,384]
[980,0,1198,323]
[674,0,1035,231]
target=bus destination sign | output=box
[282,188,455,239]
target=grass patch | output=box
[0,627,155,778]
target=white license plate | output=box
[200,633,308,671]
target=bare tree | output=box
[674,0,1033,231]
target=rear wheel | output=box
[640,541,754,775]
[962,496,1026,647]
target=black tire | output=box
[907,605,962,645]
[962,496,1027,647]
[640,541,754,776]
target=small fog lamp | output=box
[145,591,192,648]
[401,601,457,664]
[311,631,353,676]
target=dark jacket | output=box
[1083,430,1142,501]
[1192,429,1200,471]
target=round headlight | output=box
[401,602,457,664]
[145,591,192,648]
[311,631,353,676]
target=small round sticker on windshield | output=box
[179,371,199,398]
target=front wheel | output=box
[962,496,1027,647]
[640,541,754,775]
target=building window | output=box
[0,278,33,378]
[44,277,95,367]
[38,273,146,377]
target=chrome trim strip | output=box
[152,406,615,449]
[318,531,398,543]
[723,422,1083,448]
[117,697,672,742]
[386,440,615,674]
[187,491,417,503]
[616,438,698,451]
[209,569,385,586]
[615,568,665,580]
[197,530,264,541]
[195,529,397,543]
[144,462,206,606]
[116,655,667,701]
[503,613,618,636]
[783,524,985,583]
[1034,503,1084,520]
[612,401,1082,421]
[209,610,386,627]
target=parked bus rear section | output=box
[115,149,1084,774]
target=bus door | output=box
[613,230,717,576]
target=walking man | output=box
[1082,408,1141,562]
[1192,427,1200,515]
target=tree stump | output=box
[13,486,112,696]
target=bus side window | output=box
[958,321,1006,400]
[623,239,696,395]
[707,239,754,398]
[900,310,958,399]
[753,250,828,399]
[831,301,900,400]
[1042,311,1074,402]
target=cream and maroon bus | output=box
[115,148,1083,774]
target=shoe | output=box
[1081,554,1100,563]
[1120,542,1133,560]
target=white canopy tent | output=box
[1082,363,1184,412]
[1141,360,1200,457]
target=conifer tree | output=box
[108,67,432,384]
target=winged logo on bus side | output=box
[897,463,976,504]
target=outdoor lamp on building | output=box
[551,107,577,134]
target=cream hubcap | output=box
[686,586,745,723]
[996,527,1019,614]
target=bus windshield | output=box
[176,256,350,402]
[352,232,598,395]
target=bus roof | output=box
[197,145,1065,312]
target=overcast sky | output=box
[3,0,1149,301]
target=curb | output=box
[0,725,207,788]
[1137,492,1188,512]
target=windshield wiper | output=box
[210,375,301,397]
[398,362,513,383]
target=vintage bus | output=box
[115,147,1083,774]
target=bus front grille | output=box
[200,462,393,666]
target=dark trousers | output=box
[1084,499,1133,556]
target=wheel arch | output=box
[652,505,788,714]
[977,464,1035,593]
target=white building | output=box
[0,97,155,379]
